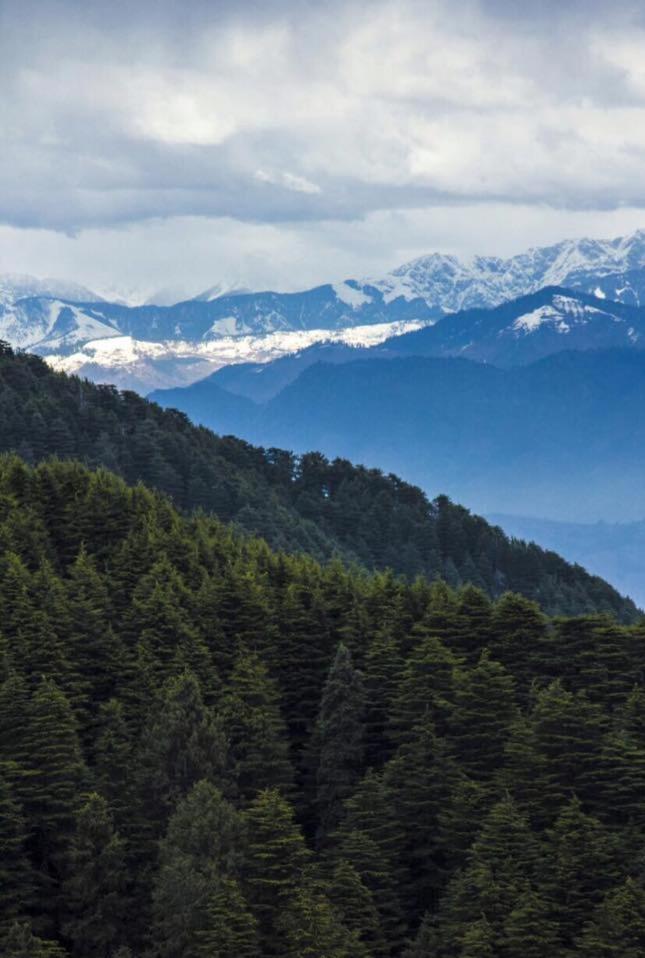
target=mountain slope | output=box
[0,272,101,307]
[157,348,645,528]
[0,282,438,357]
[380,286,645,366]
[0,341,635,619]
[489,513,645,609]
[178,287,645,404]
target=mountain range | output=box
[150,346,645,527]
[5,227,645,391]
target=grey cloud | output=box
[2,0,645,239]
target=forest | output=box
[0,343,637,621]
[1,455,645,956]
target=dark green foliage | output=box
[312,643,366,845]
[0,763,33,927]
[328,859,385,955]
[61,793,128,957]
[1,920,69,957]
[0,454,644,955]
[241,788,310,954]
[196,877,260,958]
[448,650,518,782]
[151,780,245,958]
[579,878,645,957]
[220,651,293,805]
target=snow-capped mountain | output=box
[0,281,438,357]
[0,273,101,308]
[367,229,645,311]
[382,287,645,367]
[0,298,121,351]
[46,319,426,394]
[6,227,645,392]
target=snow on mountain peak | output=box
[0,273,102,307]
[364,228,645,313]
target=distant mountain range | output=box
[150,347,645,524]
[191,286,645,402]
[4,228,645,390]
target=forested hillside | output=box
[0,343,637,620]
[1,456,645,956]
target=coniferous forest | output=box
[1,453,645,956]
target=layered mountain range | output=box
[5,228,645,391]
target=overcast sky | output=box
[3,0,645,298]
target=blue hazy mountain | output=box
[150,348,645,524]
[172,286,645,406]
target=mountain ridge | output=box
[4,228,645,393]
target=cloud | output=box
[2,0,645,290]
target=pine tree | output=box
[274,582,331,768]
[362,624,403,768]
[436,796,540,951]
[196,878,260,958]
[312,644,366,846]
[579,878,645,957]
[0,553,67,684]
[332,770,406,953]
[152,780,245,958]
[529,681,607,819]
[276,869,362,958]
[490,592,547,695]
[328,859,385,956]
[383,714,456,922]
[91,699,133,827]
[61,793,129,957]
[402,911,438,958]
[63,548,125,717]
[242,788,310,954]
[19,679,86,880]
[135,670,228,829]
[452,584,492,662]
[448,650,518,782]
[539,797,621,951]
[459,916,495,957]
[0,762,33,927]
[388,633,458,745]
[502,884,560,958]
[220,651,293,805]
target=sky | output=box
[3,0,645,299]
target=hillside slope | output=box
[0,342,636,619]
[157,348,645,527]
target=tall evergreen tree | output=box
[0,762,33,928]
[220,651,293,805]
[61,794,128,958]
[312,644,366,846]
[579,878,645,957]
[448,650,518,782]
[152,780,245,958]
[242,788,310,955]
[196,878,260,958]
